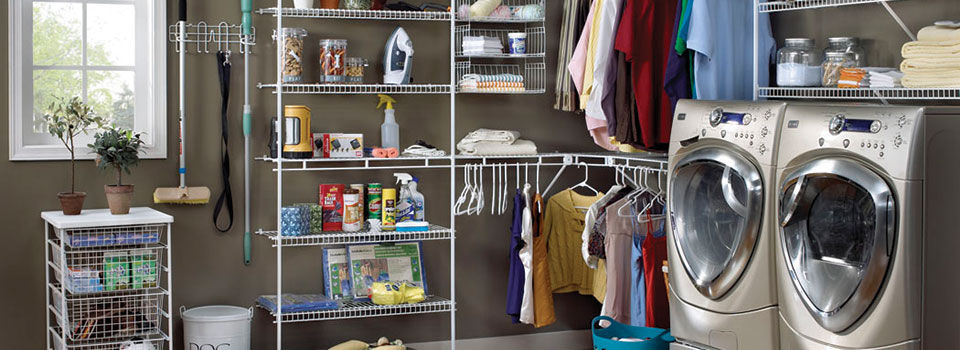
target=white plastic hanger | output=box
[637,170,667,224]
[455,164,472,216]
[570,162,600,196]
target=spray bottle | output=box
[378,94,399,149]
[394,173,415,222]
[410,176,425,221]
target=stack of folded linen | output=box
[462,36,504,56]
[458,73,526,93]
[900,24,960,88]
[456,128,538,156]
[869,70,904,88]
[838,67,902,88]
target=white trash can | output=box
[181,305,253,350]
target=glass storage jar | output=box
[776,38,821,87]
[821,51,858,87]
[280,28,308,83]
[345,57,367,84]
[343,0,372,9]
[824,37,864,67]
[319,39,348,84]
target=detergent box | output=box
[346,242,426,301]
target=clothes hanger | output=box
[569,162,600,196]
[619,167,652,217]
[455,164,472,215]
[491,164,498,215]
[637,169,668,224]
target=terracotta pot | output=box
[105,185,134,215]
[57,192,86,215]
[320,0,339,9]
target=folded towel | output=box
[461,73,524,83]
[458,128,521,146]
[902,40,960,58]
[869,70,904,82]
[901,57,960,72]
[902,70,960,88]
[458,139,538,156]
[918,25,960,42]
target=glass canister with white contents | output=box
[777,38,821,87]
[319,39,348,84]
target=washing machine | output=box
[666,100,786,350]
[775,104,960,349]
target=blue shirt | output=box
[686,0,775,100]
[506,189,526,323]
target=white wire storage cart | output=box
[43,207,174,350]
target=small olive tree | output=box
[89,126,145,186]
[44,97,104,193]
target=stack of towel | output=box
[462,36,504,56]
[900,24,960,88]
[456,129,538,156]
[458,73,525,93]
[838,67,903,88]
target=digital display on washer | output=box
[720,112,749,125]
[843,119,878,133]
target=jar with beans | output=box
[280,28,308,83]
[319,39,348,84]
[345,57,367,84]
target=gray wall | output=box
[4,0,959,349]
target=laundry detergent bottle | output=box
[378,94,400,149]
[394,173,415,222]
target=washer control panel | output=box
[671,100,787,166]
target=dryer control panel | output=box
[670,100,787,167]
[778,105,925,180]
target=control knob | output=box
[710,108,723,127]
[898,115,907,128]
[893,135,903,148]
[760,127,769,138]
[829,114,846,135]
[758,144,767,154]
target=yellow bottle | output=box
[382,188,397,231]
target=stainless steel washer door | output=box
[779,157,896,333]
[670,147,764,299]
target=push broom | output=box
[154,0,211,204]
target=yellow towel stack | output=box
[901,25,960,88]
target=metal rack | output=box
[256,224,454,246]
[257,83,452,95]
[455,26,546,58]
[167,22,255,53]
[42,208,174,350]
[258,7,451,21]
[258,296,455,323]
[758,0,900,12]
[456,61,546,94]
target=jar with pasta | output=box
[345,57,367,84]
[280,28,308,83]
[319,39,348,84]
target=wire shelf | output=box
[50,286,165,342]
[50,241,165,295]
[257,7,452,21]
[455,25,546,58]
[54,224,166,249]
[454,0,546,22]
[256,224,454,247]
[253,153,667,172]
[456,61,545,94]
[257,83,452,95]
[759,0,899,12]
[50,327,168,350]
[759,87,960,100]
[259,296,454,323]
[167,21,255,53]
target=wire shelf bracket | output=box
[168,21,256,54]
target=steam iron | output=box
[383,27,414,85]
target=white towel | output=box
[458,128,520,145]
[918,25,960,42]
[901,40,960,58]
[902,70,960,88]
[457,139,538,156]
[901,57,960,72]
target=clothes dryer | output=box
[667,100,786,350]
[775,105,960,349]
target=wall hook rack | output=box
[168,21,256,54]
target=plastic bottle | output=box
[410,176,425,222]
[382,188,397,231]
[394,173,415,222]
[378,94,400,149]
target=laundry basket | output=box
[591,316,673,350]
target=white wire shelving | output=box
[455,26,546,58]
[453,0,546,23]
[256,224,454,247]
[257,83,452,95]
[258,296,455,323]
[456,61,546,94]
[759,0,899,13]
[259,152,668,172]
[257,7,452,21]
[759,87,960,100]
[166,21,255,53]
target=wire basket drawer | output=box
[51,244,164,295]
[51,287,165,342]
[56,224,165,249]
[51,329,167,350]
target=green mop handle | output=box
[241,0,252,36]
[242,0,252,265]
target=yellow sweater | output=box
[543,189,605,301]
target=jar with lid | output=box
[345,57,368,84]
[280,28,308,83]
[343,0,372,9]
[319,39,348,84]
[821,51,859,87]
[824,37,864,67]
[777,38,821,87]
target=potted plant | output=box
[43,97,103,215]
[89,126,145,215]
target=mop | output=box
[154,0,211,204]
[241,0,253,264]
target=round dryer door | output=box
[779,157,896,333]
[670,147,764,299]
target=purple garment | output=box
[664,0,691,110]
[506,189,526,323]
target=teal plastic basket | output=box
[591,316,674,350]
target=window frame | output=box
[8,0,167,161]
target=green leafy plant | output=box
[88,126,145,186]
[43,97,104,193]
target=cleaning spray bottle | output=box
[394,173,415,222]
[378,94,399,149]
[410,176,425,221]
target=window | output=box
[8,0,166,160]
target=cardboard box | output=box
[322,247,353,300]
[319,184,345,231]
[129,249,158,289]
[103,251,130,291]
[313,133,363,158]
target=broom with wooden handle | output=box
[154,0,210,204]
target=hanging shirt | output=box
[664,0,691,112]
[568,2,618,150]
[601,197,637,325]
[686,0,774,100]
[506,189,526,323]
[581,185,626,268]
[544,189,604,297]
[630,211,647,327]
[519,184,535,324]
[675,0,693,54]
[642,221,669,329]
[614,0,678,149]
[584,0,626,137]
[531,193,557,328]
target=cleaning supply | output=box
[394,173,415,222]
[241,0,254,264]
[396,221,429,232]
[410,176,425,221]
[343,189,362,232]
[383,27,414,85]
[381,188,397,231]
[377,94,400,149]
[367,183,382,220]
[154,0,211,205]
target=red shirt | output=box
[642,232,669,329]
[614,0,678,149]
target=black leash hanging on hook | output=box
[214,51,234,232]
